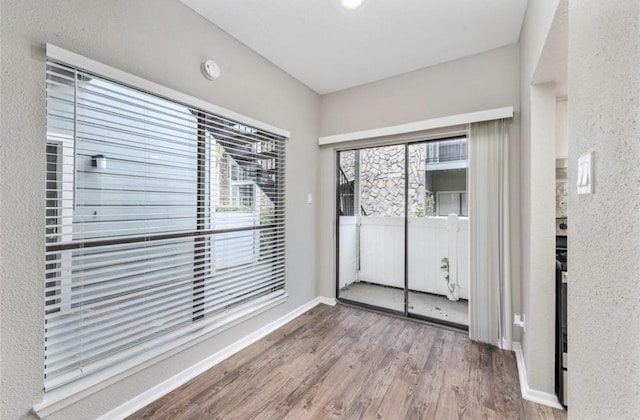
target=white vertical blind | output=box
[44,60,286,390]
[468,119,511,349]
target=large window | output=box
[44,60,286,391]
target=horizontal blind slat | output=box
[43,290,286,390]
[44,270,286,342]
[45,253,286,304]
[45,275,285,360]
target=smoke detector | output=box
[201,60,221,81]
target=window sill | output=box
[32,292,288,419]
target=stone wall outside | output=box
[339,145,428,217]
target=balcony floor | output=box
[339,282,468,326]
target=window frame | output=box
[45,134,75,313]
[36,45,290,416]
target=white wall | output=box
[518,0,561,395]
[525,83,557,394]
[317,44,522,339]
[0,0,3,409]
[555,99,568,159]
[568,1,640,418]
[0,0,320,418]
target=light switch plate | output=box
[577,151,594,195]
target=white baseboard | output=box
[99,296,334,420]
[512,342,564,410]
[317,296,337,306]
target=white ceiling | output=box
[181,0,528,94]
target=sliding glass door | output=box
[406,139,469,327]
[336,137,469,329]
[337,145,405,314]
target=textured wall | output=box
[568,1,640,418]
[316,45,522,344]
[0,1,319,418]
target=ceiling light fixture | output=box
[341,0,363,10]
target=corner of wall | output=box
[512,342,563,409]
[518,0,563,398]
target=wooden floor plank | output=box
[129,304,567,420]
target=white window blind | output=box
[44,60,286,391]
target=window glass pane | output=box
[437,192,461,216]
[72,78,198,241]
[461,192,468,217]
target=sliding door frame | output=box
[334,151,406,318]
[334,136,469,331]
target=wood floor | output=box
[130,304,566,420]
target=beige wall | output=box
[568,1,640,418]
[0,1,320,418]
[320,45,521,137]
[316,45,522,343]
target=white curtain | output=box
[468,119,512,349]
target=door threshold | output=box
[336,298,468,334]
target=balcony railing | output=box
[426,139,468,163]
[338,167,367,216]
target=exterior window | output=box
[425,138,468,217]
[436,191,468,216]
[231,184,255,207]
[44,60,286,391]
